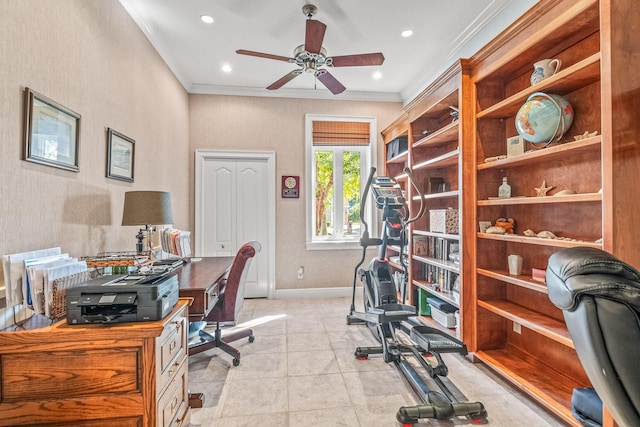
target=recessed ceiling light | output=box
[200,15,214,24]
[222,64,232,73]
[401,29,413,38]
[373,72,382,79]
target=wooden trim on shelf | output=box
[477,192,602,206]
[477,53,601,119]
[478,299,573,348]
[413,190,460,202]
[387,150,409,164]
[477,232,602,249]
[474,349,582,426]
[477,268,549,294]
[413,229,460,240]
[412,122,459,148]
[413,280,459,307]
[477,136,601,170]
[413,148,459,170]
[412,254,460,273]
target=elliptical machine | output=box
[347,167,488,426]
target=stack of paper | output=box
[2,248,88,316]
[160,228,192,258]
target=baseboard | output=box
[274,286,361,299]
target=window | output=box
[305,115,377,250]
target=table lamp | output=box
[121,191,173,253]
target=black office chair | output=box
[189,241,261,366]
[547,246,640,427]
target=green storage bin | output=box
[418,288,431,316]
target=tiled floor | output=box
[188,296,567,426]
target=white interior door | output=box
[195,151,275,298]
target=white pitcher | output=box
[530,58,562,85]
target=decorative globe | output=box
[515,92,574,144]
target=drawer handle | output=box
[174,417,184,427]
[171,396,179,411]
[168,360,180,377]
[169,340,177,352]
[172,320,182,331]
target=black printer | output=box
[66,272,179,324]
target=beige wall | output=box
[0,0,190,261]
[0,0,402,307]
[189,95,401,290]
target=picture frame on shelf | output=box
[106,128,135,182]
[23,87,80,172]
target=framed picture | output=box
[23,87,80,172]
[106,128,135,182]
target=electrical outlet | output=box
[513,322,522,334]
[297,266,304,280]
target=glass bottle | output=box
[498,177,511,198]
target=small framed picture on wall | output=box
[106,128,135,182]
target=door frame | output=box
[195,149,276,299]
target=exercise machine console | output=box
[347,167,488,426]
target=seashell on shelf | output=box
[537,230,557,239]
[485,226,507,234]
[553,189,577,196]
[523,229,537,237]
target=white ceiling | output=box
[119,0,537,103]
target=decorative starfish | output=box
[535,180,554,197]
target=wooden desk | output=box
[0,299,191,427]
[175,257,234,321]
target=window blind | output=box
[312,121,370,146]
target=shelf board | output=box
[477,53,601,119]
[413,230,460,240]
[412,122,459,149]
[477,192,601,206]
[413,280,459,307]
[477,268,548,294]
[477,232,602,249]
[413,148,459,170]
[477,136,601,170]
[387,151,409,164]
[416,312,458,336]
[475,349,582,426]
[478,299,573,348]
[413,190,460,201]
[412,254,460,273]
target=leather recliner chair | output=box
[547,246,640,426]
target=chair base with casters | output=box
[188,241,261,366]
[189,321,255,366]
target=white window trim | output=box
[305,114,377,250]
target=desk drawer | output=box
[204,282,220,314]
[158,358,188,427]
[158,307,187,392]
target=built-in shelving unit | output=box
[382,59,471,339]
[378,0,639,424]
[466,0,640,425]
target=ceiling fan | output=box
[236,4,385,95]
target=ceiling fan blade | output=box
[330,53,385,67]
[305,20,327,54]
[236,49,293,63]
[315,69,346,95]
[267,69,303,90]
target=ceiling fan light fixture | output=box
[304,61,317,73]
